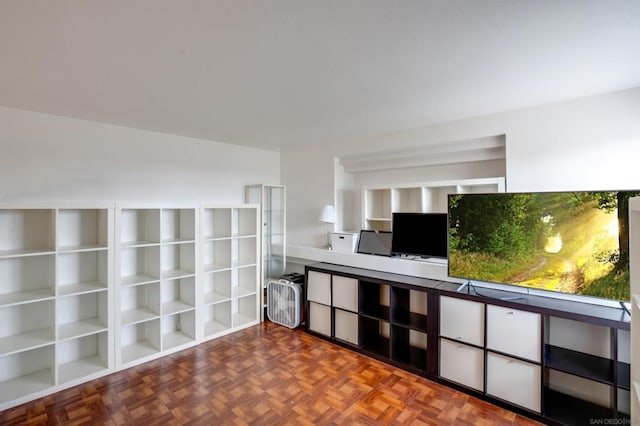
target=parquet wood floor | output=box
[0,322,541,425]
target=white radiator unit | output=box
[267,279,302,328]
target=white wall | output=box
[282,143,336,247]
[0,106,280,202]
[282,87,640,247]
[505,88,640,191]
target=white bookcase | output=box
[115,205,199,368]
[201,205,260,340]
[0,201,261,409]
[362,177,505,231]
[629,196,640,424]
[0,205,113,410]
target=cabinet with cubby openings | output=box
[0,205,113,410]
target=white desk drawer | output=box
[487,352,541,413]
[439,338,484,391]
[487,305,541,362]
[332,276,358,312]
[307,271,331,305]
[440,296,484,346]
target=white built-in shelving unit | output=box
[115,205,199,368]
[629,196,640,424]
[362,177,505,231]
[0,205,113,410]
[201,205,260,340]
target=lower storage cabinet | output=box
[304,262,631,426]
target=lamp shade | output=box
[319,205,336,223]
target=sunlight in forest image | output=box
[544,233,562,254]
[606,218,619,237]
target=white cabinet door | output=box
[332,276,358,312]
[439,338,484,391]
[307,271,331,305]
[487,305,541,362]
[440,296,484,346]
[335,309,358,345]
[308,302,331,337]
[487,352,541,413]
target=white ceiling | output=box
[1,1,639,151]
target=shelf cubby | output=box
[0,209,55,257]
[0,345,55,404]
[120,319,161,365]
[264,186,285,211]
[365,189,392,222]
[0,255,55,306]
[161,209,195,244]
[544,388,624,425]
[235,237,257,267]
[204,301,231,337]
[364,218,392,232]
[360,316,390,358]
[391,287,427,332]
[457,183,502,194]
[234,208,257,237]
[264,255,284,282]
[161,311,196,351]
[160,242,195,280]
[0,300,55,356]
[619,362,631,391]
[120,283,160,326]
[57,209,108,252]
[544,344,615,385]
[202,209,232,240]
[203,239,232,272]
[57,250,108,296]
[424,186,457,213]
[120,209,161,247]
[161,277,195,315]
[57,292,108,340]
[391,326,427,372]
[359,281,390,320]
[392,188,423,213]
[233,294,257,328]
[234,266,257,298]
[56,332,108,384]
[120,246,161,286]
[264,210,285,235]
[264,232,284,252]
[542,315,628,417]
[203,270,232,305]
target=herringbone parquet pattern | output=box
[0,322,540,425]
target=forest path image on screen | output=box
[448,191,636,301]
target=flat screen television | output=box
[447,190,639,302]
[357,230,392,256]
[391,212,448,259]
